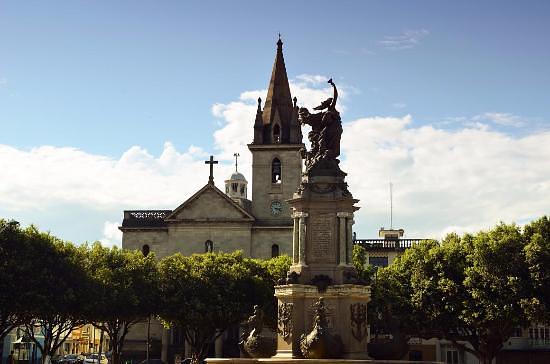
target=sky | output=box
[1,0,549,246]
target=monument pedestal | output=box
[274,284,370,359]
[269,168,372,359]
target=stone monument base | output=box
[206,359,443,364]
[274,284,370,359]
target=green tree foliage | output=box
[84,243,159,364]
[1,220,90,363]
[158,252,274,363]
[23,232,91,364]
[0,220,32,341]
[352,244,377,285]
[250,255,291,328]
[372,224,530,364]
[523,216,550,324]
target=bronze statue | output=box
[298,79,343,172]
[239,305,275,358]
[299,298,343,359]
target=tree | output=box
[352,244,377,285]
[251,255,291,328]
[21,227,91,364]
[158,252,273,364]
[378,224,530,364]
[523,216,550,324]
[0,220,31,341]
[84,243,159,364]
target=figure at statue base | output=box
[299,298,343,359]
[239,305,276,358]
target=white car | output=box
[84,354,107,364]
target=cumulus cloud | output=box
[473,112,525,127]
[0,142,220,210]
[341,115,550,238]
[2,77,548,245]
[0,142,237,245]
[100,221,123,247]
[379,29,429,50]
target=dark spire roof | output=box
[262,38,293,126]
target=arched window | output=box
[273,124,281,143]
[142,244,150,257]
[240,185,245,194]
[271,244,280,258]
[272,158,281,184]
[232,183,238,192]
[205,240,214,253]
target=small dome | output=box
[229,172,247,181]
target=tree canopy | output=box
[369,223,533,364]
[157,251,277,363]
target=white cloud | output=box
[341,115,550,238]
[379,29,429,50]
[100,221,123,247]
[0,142,234,213]
[473,112,525,127]
[392,102,407,109]
[2,77,548,245]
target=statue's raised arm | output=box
[328,78,338,110]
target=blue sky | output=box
[1,1,549,245]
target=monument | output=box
[272,79,370,360]
[207,49,442,364]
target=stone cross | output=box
[205,155,218,184]
[233,152,240,172]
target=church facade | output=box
[120,38,303,261]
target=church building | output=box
[120,38,304,261]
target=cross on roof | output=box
[204,155,218,185]
[233,152,240,172]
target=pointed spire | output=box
[262,37,293,129]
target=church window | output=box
[226,186,229,193]
[271,244,280,258]
[141,244,150,257]
[272,158,281,183]
[232,183,238,192]
[240,185,245,194]
[205,240,214,253]
[273,124,281,143]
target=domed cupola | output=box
[225,153,248,201]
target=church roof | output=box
[262,38,294,127]
[164,182,255,222]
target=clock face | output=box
[270,200,283,216]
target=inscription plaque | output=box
[309,213,334,263]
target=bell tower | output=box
[248,38,304,225]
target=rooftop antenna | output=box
[233,152,240,172]
[390,182,393,230]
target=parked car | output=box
[83,354,108,364]
[59,354,84,364]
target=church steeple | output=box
[253,38,302,145]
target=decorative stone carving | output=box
[299,298,343,359]
[277,302,293,342]
[350,303,368,342]
[310,274,333,293]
